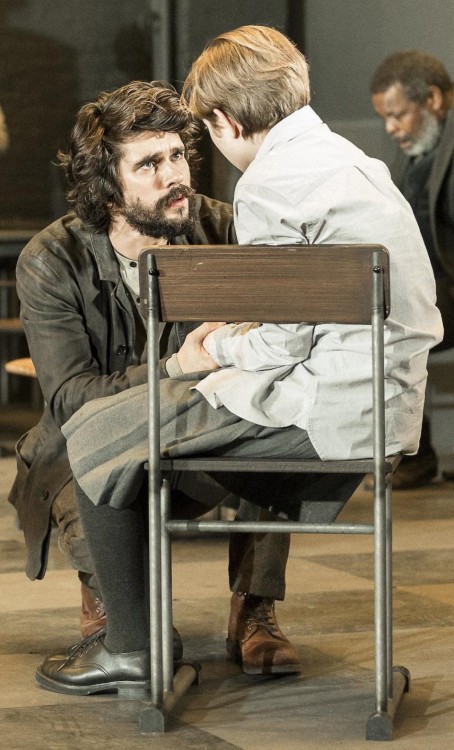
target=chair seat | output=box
[159,454,401,474]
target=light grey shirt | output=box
[196,106,443,460]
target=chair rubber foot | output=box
[138,662,201,733]
[366,665,411,740]
[366,711,393,741]
[139,704,167,733]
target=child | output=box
[181,24,441,462]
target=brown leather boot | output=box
[80,583,107,637]
[226,592,301,675]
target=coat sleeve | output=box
[16,247,148,429]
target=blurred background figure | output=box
[371,50,454,488]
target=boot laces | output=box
[244,599,278,635]
[93,598,106,617]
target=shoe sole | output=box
[226,638,301,675]
[35,668,150,697]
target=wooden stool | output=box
[5,357,37,378]
[4,357,41,410]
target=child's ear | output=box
[213,108,243,139]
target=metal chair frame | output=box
[137,244,409,739]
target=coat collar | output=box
[80,224,190,283]
[429,108,454,207]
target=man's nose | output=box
[385,117,399,137]
[160,160,184,186]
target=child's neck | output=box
[238,131,268,171]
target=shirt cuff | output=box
[165,352,184,378]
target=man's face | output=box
[372,82,442,157]
[116,131,196,238]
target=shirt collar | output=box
[256,105,323,159]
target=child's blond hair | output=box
[182,25,310,138]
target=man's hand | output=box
[177,322,226,374]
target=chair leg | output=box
[386,474,393,698]
[366,667,410,740]
[161,477,174,693]
[366,471,410,740]
[139,464,165,731]
[139,475,199,734]
[373,464,388,715]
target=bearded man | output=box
[371,50,454,488]
[10,81,298,679]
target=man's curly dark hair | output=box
[58,81,201,233]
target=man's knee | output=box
[52,481,94,575]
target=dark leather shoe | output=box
[226,593,301,675]
[80,584,107,637]
[365,450,438,491]
[40,625,183,671]
[392,451,438,489]
[35,632,150,696]
[79,584,183,661]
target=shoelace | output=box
[59,629,106,668]
[244,600,278,635]
[92,598,106,618]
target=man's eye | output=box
[173,151,185,161]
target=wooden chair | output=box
[137,244,408,739]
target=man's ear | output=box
[212,108,243,139]
[426,85,444,115]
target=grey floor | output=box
[1,420,454,749]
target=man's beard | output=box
[123,185,197,239]
[402,111,442,157]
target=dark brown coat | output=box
[9,194,235,580]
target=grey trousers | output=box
[63,374,363,600]
[64,376,321,510]
[52,472,291,601]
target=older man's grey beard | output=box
[123,186,197,239]
[404,110,442,157]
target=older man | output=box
[371,50,454,487]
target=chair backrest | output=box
[139,244,390,324]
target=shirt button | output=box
[129,261,137,268]
[116,344,128,355]
[40,489,49,500]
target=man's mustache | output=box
[158,185,195,210]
